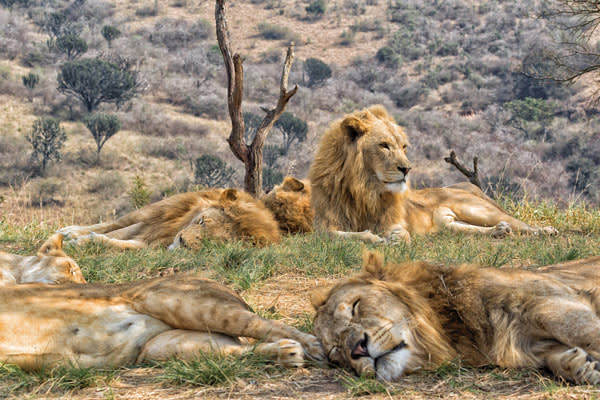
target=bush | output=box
[129,175,151,209]
[303,58,332,87]
[376,46,401,68]
[27,179,65,207]
[305,0,326,19]
[83,113,121,161]
[263,166,283,192]
[257,23,298,41]
[194,154,235,188]
[101,25,121,47]
[26,117,66,174]
[148,18,212,51]
[274,112,307,154]
[22,72,39,89]
[57,58,139,112]
[55,35,88,59]
[88,173,125,199]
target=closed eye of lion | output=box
[308,105,558,243]
[0,275,324,370]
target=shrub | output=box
[26,117,66,174]
[305,0,326,19]
[303,58,332,87]
[129,175,151,209]
[83,113,121,161]
[194,154,235,188]
[101,25,121,47]
[88,173,125,199]
[57,58,139,112]
[339,30,355,46]
[257,23,298,41]
[263,166,283,192]
[22,72,39,89]
[27,179,64,207]
[376,46,401,68]
[55,35,88,59]
[148,18,212,51]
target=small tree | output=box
[56,35,88,59]
[128,175,151,209]
[194,154,235,187]
[83,113,121,161]
[274,112,308,155]
[57,58,139,112]
[303,58,332,87]
[42,11,81,49]
[101,25,121,48]
[504,97,555,140]
[26,117,66,173]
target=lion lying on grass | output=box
[261,176,313,234]
[312,252,600,383]
[308,105,557,243]
[0,233,85,285]
[0,274,324,370]
[59,189,281,250]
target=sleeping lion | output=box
[0,274,324,370]
[312,252,600,383]
[0,233,85,285]
[308,105,557,243]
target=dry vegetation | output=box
[2,0,600,398]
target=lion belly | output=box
[0,299,170,370]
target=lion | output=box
[312,251,600,383]
[0,233,85,285]
[308,105,557,243]
[0,274,324,371]
[261,176,313,234]
[59,189,281,250]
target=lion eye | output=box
[198,217,205,225]
[351,299,360,317]
[379,143,390,150]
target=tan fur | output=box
[312,252,600,383]
[261,176,314,234]
[0,234,85,285]
[0,275,324,370]
[308,105,557,243]
[59,189,281,250]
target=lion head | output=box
[169,189,281,250]
[311,252,454,381]
[308,105,411,232]
[27,234,86,284]
[261,176,314,234]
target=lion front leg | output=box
[75,232,146,250]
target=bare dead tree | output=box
[444,150,482,189]
[215,0,298,197]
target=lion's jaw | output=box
[313,283,419,381]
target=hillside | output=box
[1,0,600,226]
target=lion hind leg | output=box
[545,346,600,384]
[137,330,304,367]
[433,207,513,237]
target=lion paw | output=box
[302,334,325,362]
[266,339,305,368]
[386,229,411,244]
[358,230,385,244]
[490,221,512,238]
[538,226,559,236]
[562,347,600,385]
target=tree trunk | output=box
[215,0,297,197]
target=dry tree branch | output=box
[444,150,482,189]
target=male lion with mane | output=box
[0,233,85,285]
[312,252,600,383]
[308,105,557,243]
[59,189,281,250]
[0,275,324,370]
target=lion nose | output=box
[397,166,410,176]
[351,333,370,359]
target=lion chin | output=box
[312,251,600,385]
[383,180,408,194]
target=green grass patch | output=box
[338,372,394,396]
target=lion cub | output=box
[0,233,85,285]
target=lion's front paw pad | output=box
[563,347,600,384]
[491,221,512,238]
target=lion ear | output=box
[38,233,64,255]
[341,115,370,141]
[310,286,332,309]
[281,176,304,192]
[363,250,385,279]
[220,188,239,202]
[368,105,392,121]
